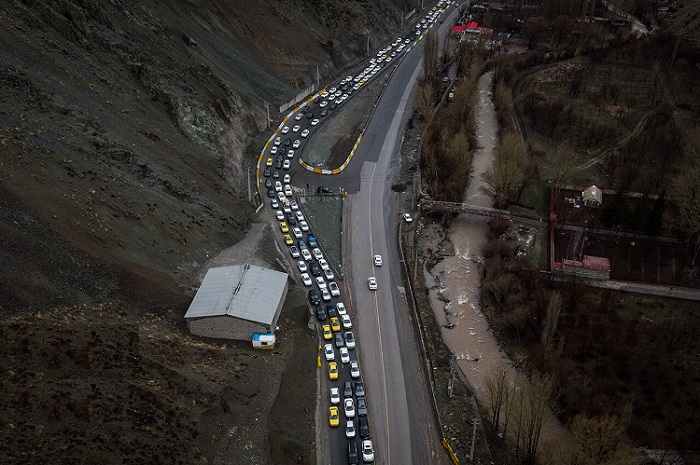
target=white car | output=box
[275,210,284,221]
[321,288,331,302]
[270,199,279,209]
[319,100,328,108]
[270,146,278,155]
[290,200,299,211]
[374,254,383,266]
[318,258,329,270]
[299,221,309,232]
[275,181,283,192]
[274,137,281,146]
[403,213,413,223]
[281,126,289,134]
[282,159,291,170]
[330,387,341,405]
[301,129,310,138]
[340,347,350,364]
[292,125,301,133]
[344,331,356,349]
[292,227,302,239]
[277,192,286,202]
[341,314,352,329]
[336,302,347,316]
[284,185,292,197]
[312,248,323,261]
[297,261,307,273]
[283,203,292,214]
[329,281,341,297]
[294,113,303,121]
[301,249,312,261]
[316,276,327,289]
[321,91,329,98]
[323,267,334,281]
[350,361,360,379]
[362,440,374,462]
[368,277,378,290]
[345,420,356,439]
[283,174,291,184]
[311,118,320,126]
[344,398,355,418]
[293,139,301,149]
[286,149,295,159]
[301,273,312,286]
[324,343,335,361]
[289,246,300,258]
[295,211,304,221]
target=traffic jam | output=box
[258,3,451,463]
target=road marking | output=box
[366,160,391,465]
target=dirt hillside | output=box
[0,0,411,463]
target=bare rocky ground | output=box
[0,0,415,463]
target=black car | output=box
[265,179,272,188]
[275,160,282,169]
[329,102,337,110]
[272,170,280,179]
[334,332,345,348]
[286,214,296,225]
[358,416,370,439]
[356,396,367,416]
[267,189,275,198]
[301,105,310,114]
[326,305,337,319]
[309,262,322,276]
[306,111,314,119]
[320,109,328,117]
[355,380,364,397]
[284,138,291,146]
[316,305,327,321]
[263,167,271,177]
[298,240,307,249]
[308,290,321,306]
[348,442,359,465]
[317,186,333,194]
[344,381,353,398]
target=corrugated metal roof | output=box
[184,265,288,325]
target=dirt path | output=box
[421,71,571,459]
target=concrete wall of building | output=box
[188,315,267,341]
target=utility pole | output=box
[469,419,477,462]
[366,30,370,57]
[316,65,320,90]
[247,167,252,202]
[265,101,270,129]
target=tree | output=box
[522,17,551,49]
[547,142,579,202]
[541,292,562,352]
[422,31,439,79]
[485,363,512,431]
[481,132,529,208]
[569,414,634,465]
[668,162,700,265]
[517,371,559,461]
[415,80,436,122]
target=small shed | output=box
[582,185,602,207]
[185,264,288,341]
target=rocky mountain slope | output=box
[0,0,410,463]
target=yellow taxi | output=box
[283,234,293,245]
[329,406,340,427]
[328,361,338,380]
[266,157,273,167]
[279,221,288,233]
[322,325,332,340]
[330,316,341,332]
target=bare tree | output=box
[547,142,579,201]
[668,162,700,266]
[481,132,529,208]
[569,414,634,465]
[485,362,511,430]
[415,80,436,122]
[542,291,562,352]
[422,31,439,79]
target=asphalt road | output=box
[260,3,461,463]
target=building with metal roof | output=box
[184,264,288,341]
